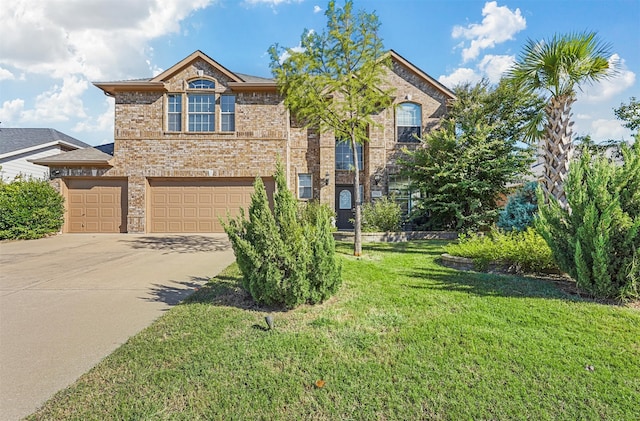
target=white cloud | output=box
[314,5,322,13]
[0,0,214,81]
[589,118,632,141]
[74,98,115,133]
[0,99,25,124]
[579,54,636,103]
[439,55,513,87]
[477,54,514,84]
[0,0,214,135]
[0,67,15,81]
[452,1,526,62]
[22,76,89,123]
[438,68,482,88]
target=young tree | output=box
[507,31,613,205]
[269,0,393,256]
[401,80,538,231]
[614,96,640,133]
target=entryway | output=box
[335,185,354,229]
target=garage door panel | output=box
[149,178,273,233]
[66,179,128,233]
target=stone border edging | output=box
[439,253,563,276]
[332,231,458,243]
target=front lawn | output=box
[29,241,640,420]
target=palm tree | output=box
[507,31,613,205]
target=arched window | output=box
[186,79,215,132]
[397,103,421,142]
[188,79,215,89]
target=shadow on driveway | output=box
[121,235,232,254]
[144,277,210,306]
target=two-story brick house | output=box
[34,50,455,233]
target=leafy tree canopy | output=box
[268,0,394,255]
[614,96,640,133]
[401,79,537,231]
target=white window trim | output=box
[298,173,313,200]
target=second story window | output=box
[188,94,215,132]
[221,95,235,132]
[188,79,215,89]
[335,139,363,171]
[397,103,421,142]
[167,94,182,132]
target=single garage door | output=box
[148,178,274,233]
[66,178,128,233]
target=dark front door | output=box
[336,185,354,230]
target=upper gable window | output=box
[188,79,215,89]
[397,103,421,142]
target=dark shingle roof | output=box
[95,143,115,155]
[235,73,274,83]
[0,128,91,155]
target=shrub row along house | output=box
[34,50,455,233]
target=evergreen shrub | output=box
[497,182,538,231]
[223,163,341,309]
[536,139,640,300]
[0,176,65,240]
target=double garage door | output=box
[66,178,271,233]
[148,178,273,233]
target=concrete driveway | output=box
[0,233,235,421]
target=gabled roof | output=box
[94,51,277,96]
[388,50,457,101]
[29,147,113,166]
[0,128,90,156]
[152,50,244,83]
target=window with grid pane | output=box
[221,95,235,131]
[188,79,215,89]
[335,140,363,170]
[167,94,182,131]
[188,94,215,132]
[298,174,312,199]
[397,103,421,142]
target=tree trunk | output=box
[351,134,362,256]
[543,94,576,207]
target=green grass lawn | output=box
[29,241,640,420]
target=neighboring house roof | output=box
[95,142,115,155]
[30,147,113,166]
[0,128,91,157]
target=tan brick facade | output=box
[52,50,454,233]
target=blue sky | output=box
[1,0,638,146]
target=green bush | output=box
[300,202,342,304]
[223,164,341,309]
[0,176,65,239]
[360,196,402,232]
[536,139,640,301]
[444,228,557,273]
[497,182,538,231]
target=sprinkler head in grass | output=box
[265,315,274,330]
